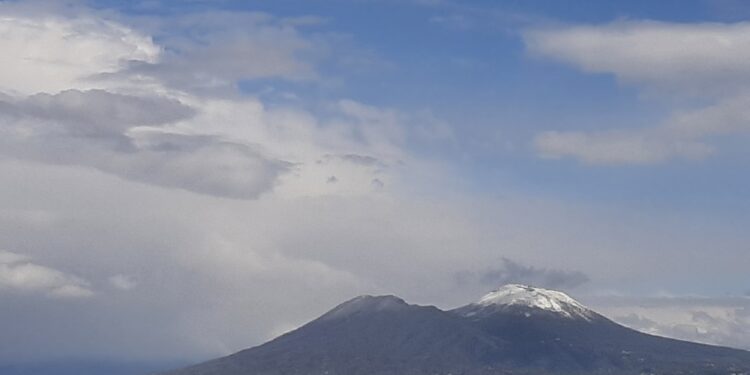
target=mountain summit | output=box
[318,295,411,320]
[455,284,596,320]
[160,285,750,375]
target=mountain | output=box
[159,285,750,375]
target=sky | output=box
[0,0,749,367]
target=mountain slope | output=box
[160,286,750,375]
[453,285,750,373]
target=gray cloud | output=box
[0,90,288,199]
[339,154,384,167]
[0,89,194,144]
[457,258,590,291]
[15,90,196,135]
[111,133,290,199]
[319,154,386,168]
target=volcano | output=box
[160,285,750,375]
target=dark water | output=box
[0,360,190,375]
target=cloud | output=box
[3,154,750,360]
[0,7,479,363]
[667,94,750,137]
[594,295,750,350]
[457,258,590,291]
[524,21,750,94]
[0,10,159,95]
[0,89,195,136]
[0,250,93,299]
[109,274,138,291]
[0,91,287,199]
[0,8,418,199]
[118,11,322,93]
[615,312,660,330]
[111,133,290,199]
[525,21,750,165]
[533,130,712,165]
[0,5,329,96]
[0,10,309,199]
[338,154,384,167]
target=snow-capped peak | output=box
[467,284,595,320]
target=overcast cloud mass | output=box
[0,0,749,367]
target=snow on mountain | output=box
[460,284,595,320]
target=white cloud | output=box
[525,21,750,94]
[0,12,159,95]
[0,250,93,299]
[526,21,750,164]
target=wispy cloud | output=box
[534,129,711,165]
[526,21,750,165]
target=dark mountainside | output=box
[159,285,750,375]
